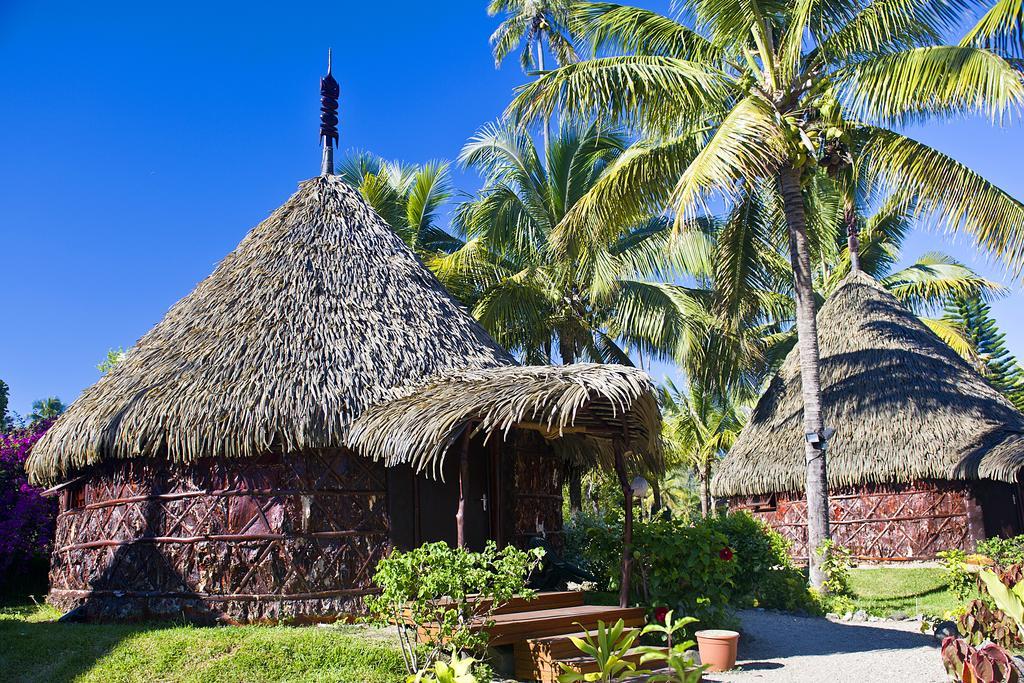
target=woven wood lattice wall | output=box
[48,451,387,623]
[509,432,564,553]
[731,481,982,561]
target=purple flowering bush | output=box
[0,419,56,586]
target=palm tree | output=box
[508,0,1024,587]
[336,153,461,254]
[660,379,745,518]
[724,176,1007,370]
[28,397,65,424]
[432,121,714,511]
[489,0,578,152]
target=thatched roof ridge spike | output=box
[712,271,1024,498]
[27,176,515,485]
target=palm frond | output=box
[552,134,704,253]
[667,96,786,226]
[920,315,984,365]
[859,127,1024,275]
[882,252,1008,312]
[505,56,731,134]
[572,2,719,61]
[838,46,1024,125]
[963,0,1024,57]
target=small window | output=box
[68,484,86,510]
[746,493,777,513]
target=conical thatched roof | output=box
[713,271,1024,498]
[27,176,514,484]
[28,175,662,486]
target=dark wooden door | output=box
[387,436,497,551]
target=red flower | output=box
[719,546,734,562]
[653,606,669,624]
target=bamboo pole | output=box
[456,428,471,548]
[613,442,633,609]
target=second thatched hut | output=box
[713,271,1024,561]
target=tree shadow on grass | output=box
[0,608,175,683]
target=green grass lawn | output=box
[0,603,406,683]
[848,566,959,617]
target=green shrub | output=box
[564,510,817,624]
[813,541,856,615]
[703,512,817,612]
[939,549,976,602]
[978,536,1024,567]
[367,541,543,676]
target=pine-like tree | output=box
[945,296,1024,410]
[0,380,9,430]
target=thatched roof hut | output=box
[714,271,1024,560]
[28,176,514,484]
[30,169,660,620]
[29,176,659,487]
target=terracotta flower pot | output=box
[696,629,740,672]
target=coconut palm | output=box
[336,153,460,254]
[433,121,714,367]
[432,121,715,511]
[489,0,579,152]
[508,0,1024,587]
[661,379,745,518]
[28,397,64,425]
[723,176,1007,369]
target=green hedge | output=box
[565,510,816,625]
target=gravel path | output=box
[703,609,946,683]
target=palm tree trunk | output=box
[703,461,713,518]
[613,447,633,609]
[779,165,831,591]
[845,201,861,273]
[536,38,550,159]
[651,477,663,517]
[699,468,710,518]
[568,470,583,517]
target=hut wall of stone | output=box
[730,481,990,561]
[47,450,387,623]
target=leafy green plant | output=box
[977,568,1024,637]
[557,619,648,683]
[979,537,1024,568]
[407,653,479,683]
[817,540,853,596]
[940,549,976,602]
[565,510,815,623]
[635,611,707,683]
[811,541,855,614]
[705,512,817,612]
[367,541,543,674]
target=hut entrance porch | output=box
[386,434,501,552]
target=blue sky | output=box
[1,0,1022,416]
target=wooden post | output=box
[321,142,334,177]
[613,445,633,609]
[456,428,471,549]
